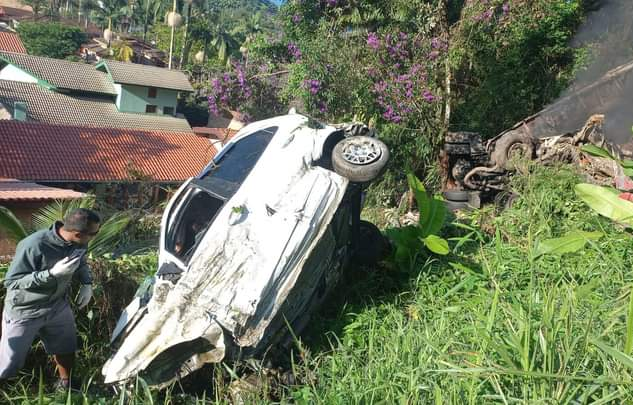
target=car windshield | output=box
[193,126,278,199]
[165,186,224,262]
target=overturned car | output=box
[443,58,633,209]
[102,113,389,386]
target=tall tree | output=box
[135,0,162,42]
[94,0,126,31]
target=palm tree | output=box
[0,206,27,243]
[189,16,237,65]
[134,0,162,43]
[78,0,98,27]
[231,11,263,44]
[94,0,126,32]
[0,200,133,256]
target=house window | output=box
[146,105,157,113]
[163,106,174,115]
[148,87,157,98]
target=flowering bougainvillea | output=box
[365,31,444,124]
[203,0,589,201]
[206,60,285,122]
[287,42,302,60]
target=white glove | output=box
[76,284,93,309]
[49,256,81,277]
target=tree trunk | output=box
[179,2,192,68]
[203,36,209,64]
[142,0,149,43]
[438,0,451,130]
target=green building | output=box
[0,51,194,132]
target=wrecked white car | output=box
[102,113,389,386]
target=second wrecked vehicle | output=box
[102,112,390,386]
[443,58,633,209]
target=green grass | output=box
[3,164,633,403]
[286,164,633,403]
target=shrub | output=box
[17,22,87,59]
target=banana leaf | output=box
[581,144,614,159]
[575,183,633,226]
[422,235,449,255]
[407,173,446,237]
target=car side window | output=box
[164,127,278,264]
[165,187,224,262]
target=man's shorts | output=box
[0,301,77,379]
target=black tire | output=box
[353,220,390,265]
[443,190,470,202]
[445,200,471,212]
[332,136,389,183]
[490,131,535,170]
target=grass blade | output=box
[534,231,603,257]
[38,368,44,405]
[626,286,633,354]
[591,338,633,371]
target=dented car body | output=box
[102,113,389,386]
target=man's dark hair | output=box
[63,208,100,233]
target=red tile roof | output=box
[0,178,86,201]
[0,32,26,54]
[0,121,216,182]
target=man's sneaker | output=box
[55,377,82,392]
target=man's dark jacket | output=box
[3,222,92,320]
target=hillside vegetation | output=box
[3,164,633,403]
[287,164,633,403]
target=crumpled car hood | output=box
[102,116,348,386]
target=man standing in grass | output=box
[0,208,100,391]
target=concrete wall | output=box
[0,64,38,84]
[115,84,179,116]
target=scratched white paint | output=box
[102,113,348,385]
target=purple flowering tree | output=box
[364,31,446,125]
[206,60,286,123]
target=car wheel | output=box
[445,200,471,212]
[443,190,470,202]
[353,220,390,265]
[332,136,389,183]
